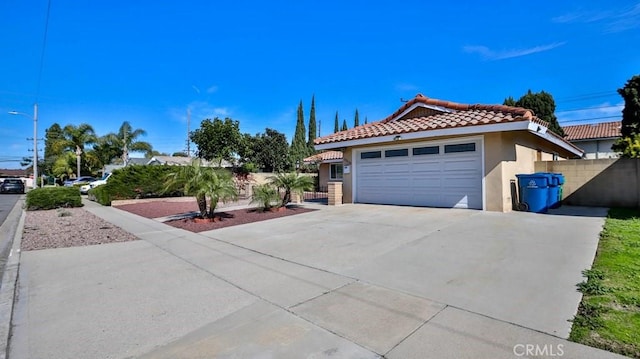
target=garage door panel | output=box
[443,159,479,171]
[411,160,442,171]
[356,139,482,209]
[383,164,411,175]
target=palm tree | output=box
[101,121,153,164]
[164,159,238,219]
[268,172,314,207]
[250,184,281,211]
[198,168,238,218]
[61,123,97,177]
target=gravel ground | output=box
[22,207,138,251]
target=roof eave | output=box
[315,120,584,157]
[568,136,620,142]
[315,121,533,150]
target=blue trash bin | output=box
[536,172,565,209]
[536,172,561,209]
[516,174,551,213]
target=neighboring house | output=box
[314,94,584,212]
[147,156,234,167]
[303,151,344,189]
[0,168,29,178]
[562,121,621,159]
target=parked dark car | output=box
[63,176,97,187]
[0,179,25,194]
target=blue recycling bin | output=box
[516,173,552,213]
[535,172,565,209]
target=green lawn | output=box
[570,208,640,358]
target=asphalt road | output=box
[0,194,20,226]
[0,194,22,284]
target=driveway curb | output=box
[0,201,25,359]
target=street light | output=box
[8,103,38,190]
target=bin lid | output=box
[516,174,550,188]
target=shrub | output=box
[105,165,183,200]
[25,187,82,211]
[250,184,281,211]
[88,185,111,206]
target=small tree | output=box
[612,75,640,158]
[164,159,238,218]
[250,184,281,211]
[341,119,348,131]
[354,109,360,127]
[253,128,290,172]
[334,111,339,133]
[268,172,313,207]
[190,117,242,166]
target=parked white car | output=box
[80,173,112,194]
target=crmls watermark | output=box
[513,344,564,357]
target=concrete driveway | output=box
[9,202,624,359]
[204,205,606,338]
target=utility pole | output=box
[186,108,191,158]
[33,103,38,188]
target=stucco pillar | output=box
[291,192,302,204]
[328,181,343,206]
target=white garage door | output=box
[355,139,483,209]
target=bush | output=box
[105,165,183,201]
[88,185,111,206]
[25,187,82,211]
[250,184,281,211]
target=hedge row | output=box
[25,187,82,211]
[87,165,185,206]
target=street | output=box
[0,194,22,281]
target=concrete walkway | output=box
[8,201,627,358]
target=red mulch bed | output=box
[165,207,315,232]
[114,201,199,219]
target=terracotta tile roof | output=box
[315,94,545,146]
[562,121,621,141]
[303,150,343,163]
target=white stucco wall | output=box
[571,139,618,159]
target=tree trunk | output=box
[196,194,207,218]
[282,190,291,207]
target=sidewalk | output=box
[7,200,628,358]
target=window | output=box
[385,149,408,157]
[413,146,440,155]
[330,163,343,180]
[444,143,476,153]
[360,151,382,159]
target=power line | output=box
[558,115,620,124]
[35,0,52,102]
[556,104,622,113]
[556,93,618,104]
[555,91,617,102]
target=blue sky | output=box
[1,1,639,168]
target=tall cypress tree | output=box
[341,119,348,131]
[307,95,317,152]
[354,109,360,127]
[364,116,368,125]
[334,111,339,133]
[291,100,307,165]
